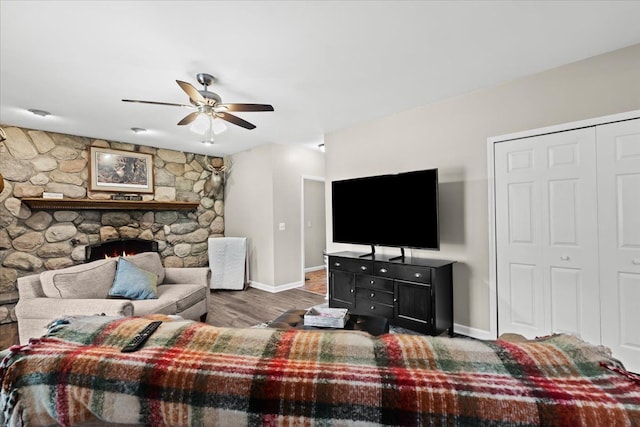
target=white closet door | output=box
[597,118,640,374]
[495,128,599,340]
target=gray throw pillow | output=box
[123,252,165,284]
[40,258,117,299]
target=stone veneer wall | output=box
[0,125,224,325]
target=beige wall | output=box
[272,144,325,286]
[226,143,324,289]
[325,43,640,336]
[225,144,275,285]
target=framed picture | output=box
[89,147,154,193]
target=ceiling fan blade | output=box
[122,99,192,108]
[217,112,256,130]
[221,103,274,112]
[176,80,207,104]
[177,112,200,126]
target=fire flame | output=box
[104,250,135,259]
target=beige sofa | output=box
[15,252,210,344]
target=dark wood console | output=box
[328,251,454,335]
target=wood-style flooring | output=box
[301,268,327,296]
[0,322,18,350]
[207,287,326,328]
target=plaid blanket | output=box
[1,315,639,427]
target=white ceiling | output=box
[2,1,640,157]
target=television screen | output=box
[331,169,439,250]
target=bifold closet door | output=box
[597,118,640,374]
[494,128,600,341]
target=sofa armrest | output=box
[15,298,134,319]
[17,274,46,298]
[164,267,210,287]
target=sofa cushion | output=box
[40,258,117,299]
[156,284,207,313]
[123,252,165,284]
[109,257,158,300]
[129,298,177,316]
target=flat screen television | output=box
[331,168,439,250]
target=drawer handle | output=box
[380,268,387,273]
[414,273,422,278]
[370,279,375,284]
[370,305,375,310]
[350,288,354,293]
[370,292,375,298]
[633,259,640,265]
[360,266,367,271]
[560,255,570,261]
[334,262,341,267]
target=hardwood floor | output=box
[301,268,327,296]
[0,322,18,349]
[207,287,326,328]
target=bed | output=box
[1,315,639,426]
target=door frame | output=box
[487,109,640,340]
[300,175,327,296]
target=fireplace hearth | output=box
[85,238,159,262]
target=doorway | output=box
[300,176,326,296]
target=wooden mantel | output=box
[21,198,200,211]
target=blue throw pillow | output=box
[109,257,158,300]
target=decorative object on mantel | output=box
[20,198,199,211]
[110,194,143,201]
[42,192,63,199]
[89,147,154,193]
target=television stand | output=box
[389,248,405,262]
[328,251,455,336]
[358,245,375,258]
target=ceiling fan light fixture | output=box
[200,115,216,146]
[191,114,227,135]
[123,73,273,131]
[211,117,227,135]
[28,108,51,117]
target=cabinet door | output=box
[395,281,432,332]
[494,128,599,341]
[329,271,355,307]
[597,118,640,374]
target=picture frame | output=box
[89,147,154,193]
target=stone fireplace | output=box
[0,125,226,328]
[85,238,159,262]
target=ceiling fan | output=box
[122,73,274,131]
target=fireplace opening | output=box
[85,238,159,262]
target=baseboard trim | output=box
[249,280,304,293]
[454,323,495,340]
[304,265,326,273]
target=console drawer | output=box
[329,257,373,274]
[355,275,394,292]
[374,262,431,284]
[396,266,431,284]
[356,287,394,305]
[355,300,394,318]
